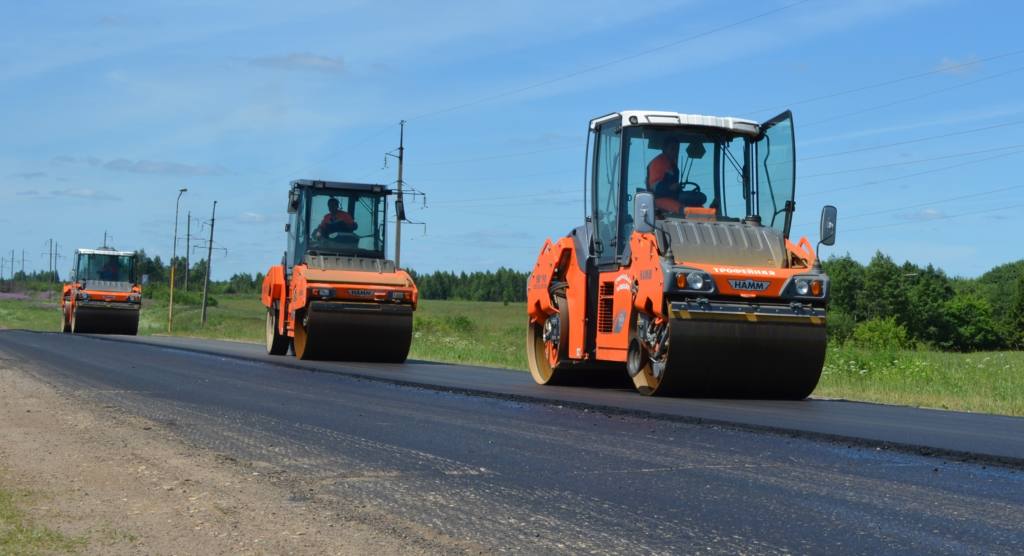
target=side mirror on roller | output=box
[819,205,837,247]
[634,192,655,234]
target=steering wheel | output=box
[678,180,701,193]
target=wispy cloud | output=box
[936,55,981,76]
[898,207,945,221]
[9,171,47,180]
[16,187,120,201]
[249,52,345,74]
[51,187,121,201]
[103,158,228,176]
[52,155,227,176]
[237,211,270,224]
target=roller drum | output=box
[641,318,826,399]
[294,301,413,362]
[71,305,140,335]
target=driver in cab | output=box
[646,139,706,214]
[315,197,358,238]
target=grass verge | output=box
[0,484,84,555]
[2,293,1022,416]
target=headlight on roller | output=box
[389,291,406,300]
[311,288,335,299]
[77,292,89,300]
[795,279,810,296]
[686,272,705,291]
[128,293,141,303]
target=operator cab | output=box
[286,180,389,268]
[71,247,137,289]
[587,110,795,265]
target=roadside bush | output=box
[826,309,857,344]
[850,317,910,351]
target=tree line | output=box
[7,248,1021,352]
[823,253,1024,352]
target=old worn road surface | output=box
[1,329,1022,554]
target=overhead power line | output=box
[801,119,1024,161]
[803,64,1024,127]
[800,143,1024,180]
[742,47,1024,116]
[405,0,812,121]
[802,147,1024,198]
[842,198,1024,234]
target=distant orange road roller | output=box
[62,247,142,335]
[261,179,418,361]
[527,110,838,398]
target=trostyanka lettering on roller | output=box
[261,180,418,362]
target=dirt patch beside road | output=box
[0,359,458,555]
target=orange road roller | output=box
[262,180,418,361]
[61,247,142,335]
[527,110,837,398]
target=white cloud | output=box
[103,158,228,176]
[237,212,270,224]
[936,55,981,76]
[249,52,345,74]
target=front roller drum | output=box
[70,306,140,335]
[629,317,826,399]
[293,302,413,362]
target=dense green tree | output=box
[940,293,1002,352]
[1011,274,1024,348]
[904,264,954,346]
[861,251,909,324]
[822,254,866,319]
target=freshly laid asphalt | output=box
[1,329,1022,554]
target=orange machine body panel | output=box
[262,263,418,338]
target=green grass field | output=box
[2,292,1022,416]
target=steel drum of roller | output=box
[292,301,413,362]
[629,317,826,399]
[70,305,140,335]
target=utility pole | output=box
[103,230,108,248]
[384,121,407,268]
[184,211,191,291]
[200,201,217,326]
[54,242,62,282]
[21,249,25,278]
[168,187,187,333]
[48,239,53,281]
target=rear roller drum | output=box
[527,295,570,385]
[266,308,289,355]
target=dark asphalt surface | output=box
[2,329,1023,554]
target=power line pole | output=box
[21,249,25,277]
[103,230,108,248]
[48,239,53,281]
[200,201,217,326]
[384,120,407,267]
[168,187,187,333]
[184,211,191,291]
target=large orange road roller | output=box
[527,110,838,398]
[262,180,418,361]
[62,247,142,335]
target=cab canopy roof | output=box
[290,179,389,195]
[75,247,136,257]
[590,110,760,136]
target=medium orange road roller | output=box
[527,110,838,398]
[262,179,418,361]
[61,247,142,335]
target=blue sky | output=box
[2,0,1023,279]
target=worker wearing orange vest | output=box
[316,198,357,237]
[646,141,684,214]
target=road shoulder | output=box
[0,357,432,555]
